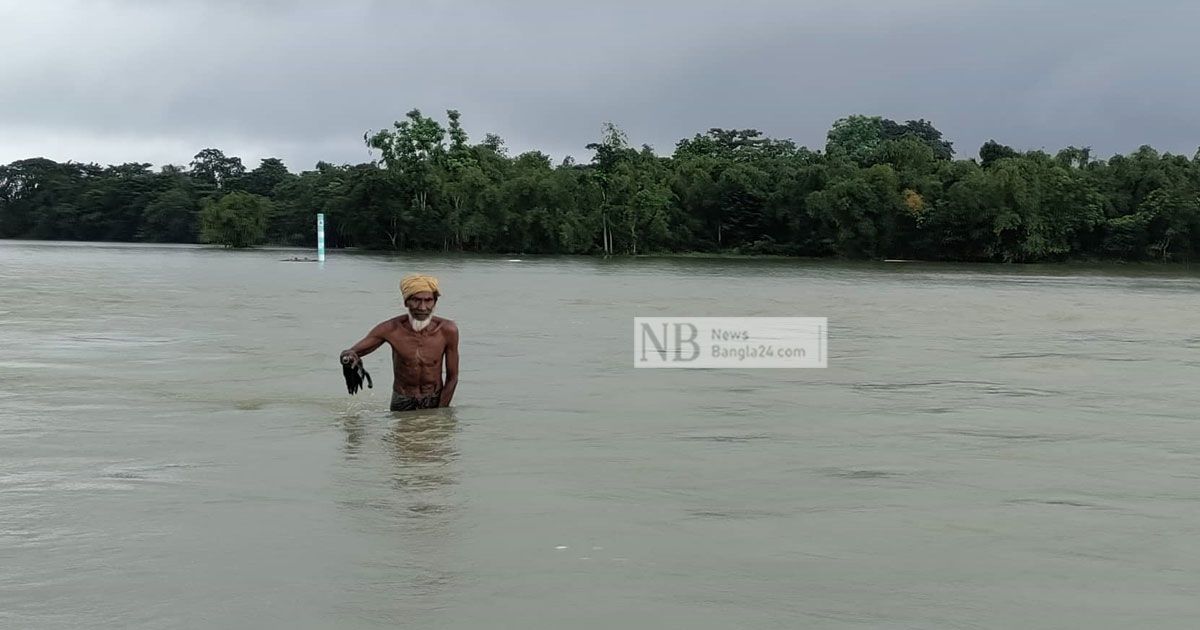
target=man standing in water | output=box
[339,274,459,411]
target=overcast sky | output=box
[3,0,1199,172]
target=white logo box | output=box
[634,317,827,368]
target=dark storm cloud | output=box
[3,0,1199,171]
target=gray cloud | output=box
[3,0,1199,171]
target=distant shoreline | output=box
[6,237,1199,268]
[5,116,1199,265]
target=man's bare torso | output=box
[378,315,455,397]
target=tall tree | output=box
[826,115,885,164]
[882,119,954,160]
[242,158,293,197]
[979,140,1019,168]
[199,191,272,248]
[189,149,246,193]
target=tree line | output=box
[3,110,1200,262]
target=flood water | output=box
[2,240,1199,629]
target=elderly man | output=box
[339,274,459,411]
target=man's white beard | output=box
[410,315,432,331]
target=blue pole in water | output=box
[317,213,325,262]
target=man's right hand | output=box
[341,323,389,369]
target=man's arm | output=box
[339,321,391,366]
[439,322,459,407]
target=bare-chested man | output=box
[339,274,459,411]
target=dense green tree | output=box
[199,191,272,248]
[241,158,294,197]
[189,148,245,193]
[140,188,199,242]
[979,140,1019,168]
[882,119,954,160]
[826,115,885,165]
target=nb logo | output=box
[638,322,700,362]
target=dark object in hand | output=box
[341,356,373,395]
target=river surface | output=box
[2,240,1199,629]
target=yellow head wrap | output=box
[400,274,440,300]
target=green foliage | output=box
[241,158,294,197]
[4,110,1200,262]
[882,119,954,160]
[190,148,245,193]
[979,140,1019,168]
[826,115,885,165]
[199,191,272,248]
[140,188,198,242]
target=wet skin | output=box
[340,291,459,406]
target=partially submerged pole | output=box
[317,213,326,262]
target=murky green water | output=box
[2,241,1199,628]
